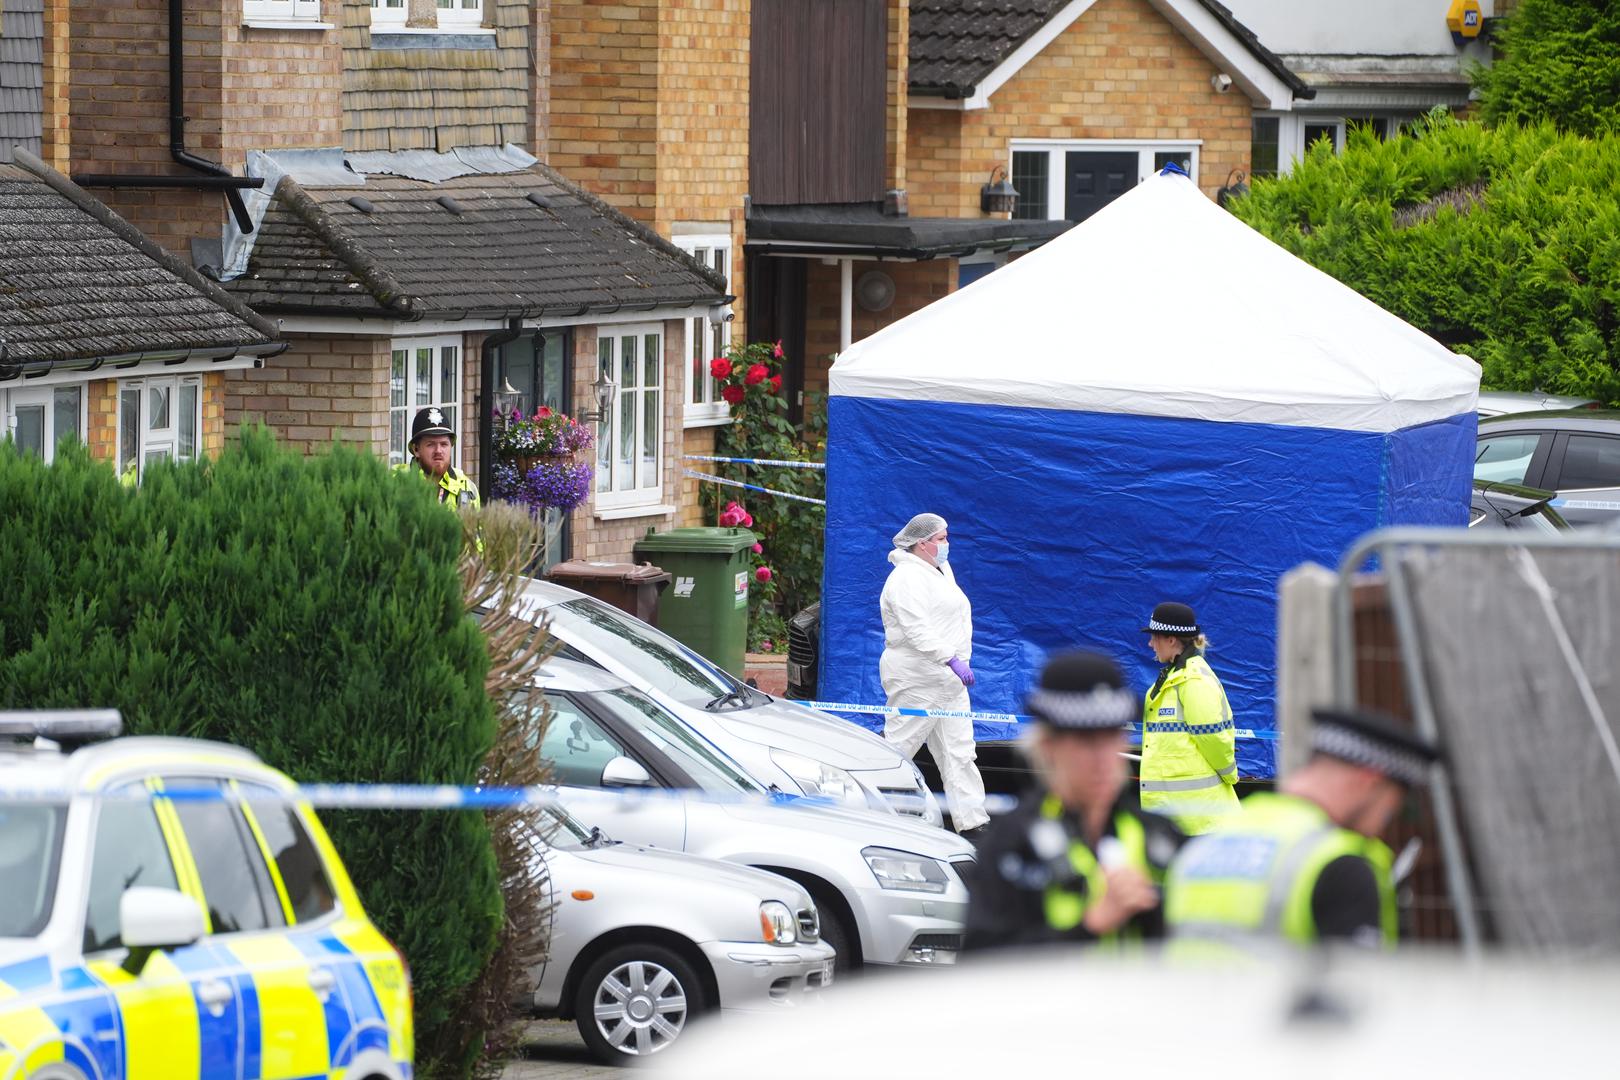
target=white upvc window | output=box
[369,0,483,29]
[4,383,87,464]
[675,233,732,427]
[389,336,463,467]
[1252,113,1415,177]
[594,325,665,511]
[117,376,203,482]
[1008,139,1200,222]
[244,0,322,24]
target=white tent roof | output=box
[829,173,1480,433]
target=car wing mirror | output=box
[119,886,205,975]
[600,755,653,788]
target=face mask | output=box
[932,541,950,566]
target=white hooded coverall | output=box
[879,548,989,831]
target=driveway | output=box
[499,1020,619,1079]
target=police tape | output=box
[683,468,828,506]
[800,700,1281,741]
[683,455,826,470]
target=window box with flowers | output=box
[491,406,595,514]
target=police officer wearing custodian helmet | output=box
[964,650,1185,951]
[398,405,480,509]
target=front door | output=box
[497,331,573,569]
[1064,151,1138,223]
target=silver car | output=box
[531,808,834,1065]
[1476,390,1600,417]
[514,577,944,827]
[531,659,975,971]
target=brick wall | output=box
[801,258,952,398]
[86,378,117,462]
[41,0,68,170]
[225,333,391,456]
[907,0,1253,214]
[548,1,659,222]
[884,0,907,194]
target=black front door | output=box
[497,331,573,569]
[1064,151,1138,223]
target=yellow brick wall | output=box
[86,379,117,463]
[41,0,69,171]
[885,0,908,194]
[225,334,393,457]
[907,0,1253,215]
[801,259,952,399]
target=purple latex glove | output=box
[947,657,976,687]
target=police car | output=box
[0,711,413,1080]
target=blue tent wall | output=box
[819,397,1474,779]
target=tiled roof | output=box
[0,153,279,371]
[229,164,728,319]
[0,0,45,164]
[908,0,1309,99]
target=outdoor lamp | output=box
[979,166,1018,215]
[581,370,617,424]
[494,377,523,430]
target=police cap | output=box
[1024,650,1137,732]
[409,406,455,447]
[1309,706,1442,787]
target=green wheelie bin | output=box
[632,526,756,677]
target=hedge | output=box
[1474,0,1620,137]
[0,429,501,1080]
[1230,112,1620,405]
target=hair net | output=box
[892,512,947,549]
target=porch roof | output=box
[744,202,1071,259]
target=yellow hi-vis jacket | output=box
[1140,652,1239,835]
[1163,792,1396,947]
[1038,795,1157,946]
[396,460,481,510]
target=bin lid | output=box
[544,560,673,584]
[632,526,758,555]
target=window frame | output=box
[593,323,666,513]
[368,0,407,27]
[1551,433,1620,492]
[83,794,177,955]
[434,0,483,29]
[164,778,285,937]
[116,375,204,483]
[244,0,322,24]
[1007,139,1201,222]
[3,382,87,464]
[389,335,464,469]
[369,0,484,30]
[1253,112,1417,177]
[673,233,733,428]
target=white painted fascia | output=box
[8,354,266,389]
[1149,0,1296,110]
[959,0,1099,111]
[272,304,718,338]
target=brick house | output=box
[41,0,727,565]
[0,3,279,471]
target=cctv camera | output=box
[1211,73,1233,94]
[707,305,735,327]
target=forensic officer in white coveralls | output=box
[879,513,989,839]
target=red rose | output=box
[709,358,731,380]
[755,566,772,583]
[769,374,783,394]
[722,384,746,405]
[744,363,768,386]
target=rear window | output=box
[0,803,66,938]
[1475,433,1544,485]
[1557,435,1620,490]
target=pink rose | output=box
[719,509,742,527]
[761,640,774,652]
[752,542,763,554]
[741,513,754,527]
[773,340,784,359]
[536,406,553,418]
[755,566,772,583]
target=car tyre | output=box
[815,903,859,975]
[572,942,706,1065]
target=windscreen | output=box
[595,688,763,794]
[0,803,66,938]
[546,597,740,707]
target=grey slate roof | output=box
[228,164,729,319]
[0,152,280,375]
[0,0,45,164]
[908,0,1310,99]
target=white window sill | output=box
[368,24,494,34]
[243,19,334,29]
[594,503,677,522]
[683,408,733,429]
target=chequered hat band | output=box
[1148,618,1198,634]
[1026,686,1138,730]
[1313,724,1432,786]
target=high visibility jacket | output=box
[1140,653,1239,835]
[1039,795,1157,946]
[397,461,481,510]
[1164,792,1396,948]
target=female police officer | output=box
[1141,601,1239,834]
[964,650,1184,952]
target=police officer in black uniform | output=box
[964,650,1186,952]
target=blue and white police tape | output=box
[683,455,826,470]
[683,467,827,506]
[801,699,1280,742]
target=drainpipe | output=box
[839,258,854,353]
[479,316,526,501]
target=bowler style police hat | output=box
[1144,601,1199,636]
[1309,707,1442,787]
[1024,650,1137,732]
[409,406,455,447]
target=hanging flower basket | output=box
[493,406,595,514]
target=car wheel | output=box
[572,943,706,1065]
[816,904,859,975]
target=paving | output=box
[498,1021,618,1079]
[744,652,788,697]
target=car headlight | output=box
[862,847,949,894]
[770,749,865,808]
[759,900,798,945]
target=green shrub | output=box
[0,429,501,1080]
[1474,0,1620,136]
[1230,112,1620,404]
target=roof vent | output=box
[526,192,552,209]
[437,195,466,216]
[347,196,376,214]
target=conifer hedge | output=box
[0,429,501,1079]
[1230,112,1620,405]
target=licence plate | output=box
[818,960,834,988]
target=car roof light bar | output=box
[0,710,124,741]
